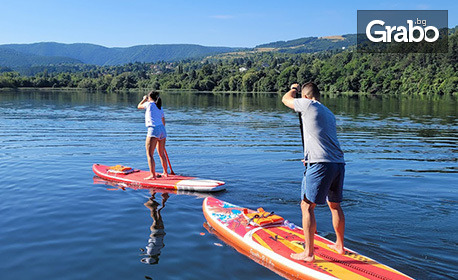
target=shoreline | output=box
[1,87,456,99]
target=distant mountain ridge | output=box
[0,35,358,69]
[0,42,240,67]
[255,34,357,53]
[0,47,82,68]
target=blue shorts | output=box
[301,162,345,205]
[147,125,167,140]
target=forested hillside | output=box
[0,47,82,67]
[0,32,456,95]
[0,34,359,68]
[0,43,239,66]
[255,34,357,53]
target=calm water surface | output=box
[0,90,457,280]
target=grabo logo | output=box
[357,10,448,53]
[366,18,440,43]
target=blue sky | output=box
[1,0,456,47]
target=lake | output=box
[0,89,456,280]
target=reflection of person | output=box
[141,191,169,265]
[282,82,346,262]
[137,90,169,180]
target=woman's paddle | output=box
[164,148,175,175]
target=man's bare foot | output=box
[161,173,169,178]
[327,244,345,254]
[290,252,315,262]
[144,175,156,180]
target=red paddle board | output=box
[203,197,413,280]
[92,164,225,192]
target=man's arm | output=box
[282,83,300,109]
[137,95,148,109]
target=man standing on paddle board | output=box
[138,90,169,180]
[282,82,345,262]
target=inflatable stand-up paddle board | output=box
[203,197,413,280]
[93,176,215,198]
[93,164,225,192]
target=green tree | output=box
[242,72,259,92]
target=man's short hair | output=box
[301,82,320,99]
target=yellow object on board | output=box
[244,207,284,226]
[107,165,134,174]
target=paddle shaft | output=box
[296,90,305,154]
[164,148,175,175]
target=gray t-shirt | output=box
[294,99,344,163]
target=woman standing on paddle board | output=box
[138,90,169,180]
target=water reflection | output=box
[1,90,455,121]
[91,178,171,265]
[141,191,169,265]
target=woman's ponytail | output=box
[156,97,162,110]
[147,90,162,109]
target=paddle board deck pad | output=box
[93,164,225,192]
[203,197,413,280]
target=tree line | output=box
[1,32,456,95]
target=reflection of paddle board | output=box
[92,164,225,192]
[203,197,413,280]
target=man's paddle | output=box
[293,84,305,155]
[164,148,175,175]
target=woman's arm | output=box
[162,116,166,126]
[137,95,148,109]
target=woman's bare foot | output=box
[161,172,169,178]
[290,252,315,262]
[327,244,345,254]
[144,175,156,180]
